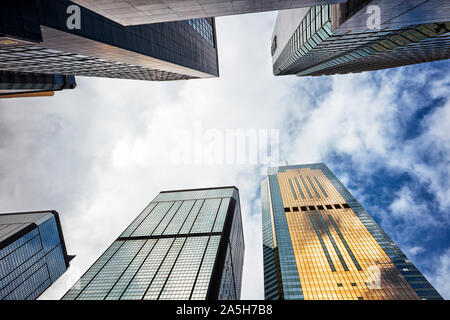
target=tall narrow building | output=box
[272,0,450,76]
[0,210,73,300]
[262,163,443,300]
[63,187,244,300]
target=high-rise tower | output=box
[0,210,73,300]
[63,187,244,300]
[0,0,219,82]
[262,163,442,300]
[272,1,450,76]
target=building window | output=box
[284,207,291,212]
[293,207,299,212]
[342,203,350,208]
[334,204,342,209]
[326,205,333,209]
[317,205,324,210]
[301,206,308,211]
[309,206,316,211]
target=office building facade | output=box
[71,0,347,26]
[0,70,76,98]
[0,0,219,81]
[262,163,443,300]
[63,187,244,300]
[272,0,450,76]
[0,210,73,300]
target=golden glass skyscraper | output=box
[262,163,443,300]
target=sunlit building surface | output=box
[262,163,443,300]
[0,0,219,81]
[63,187,244,300]
[272,0,450,76]
[71,0,347,25]
[0,211,73,300]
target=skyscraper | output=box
[0,70,76,99]
[0,210,73,300]
[262,163,443,300]
[0,0,219,81]
[272,1,450,76]
[70,0,347,25]
[62,187,244,300]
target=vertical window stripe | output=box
[307,176,321,198]
[294,177,305,199]
[300,176,313,199]
[314,177,328,198]
[318,216,349,271]
[310,216,335,272]
[328,215,362,271]
[288,179,298,200]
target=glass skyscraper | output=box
[62,187,244,300]
[0,210,73,300]
[262,163,443,300]
[272,0,450,76]
[0,0,219,82]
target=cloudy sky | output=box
[1,11,449,300]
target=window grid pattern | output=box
[76,240,147,300]
[131,202,175,237]
[263,164,443,300]
[190,198,221,234]
[120,238,175,300]
[273,3,450,78]
[0,0,219,80]
[163,200,195,235]
[227,204,245,299]
[267,175,303,300]
[64,189,243,300]
[213,198,230,233]
[152,201,183,236]
[288,179,298,200]
[191,236,220,300]
[0,43,195,81]
[62,240,124,300]
[159,236,208,299]
[188,19,214,46]
[105,239,157,300]
[218,242,236,299]
[120,202,157,237]
[261,179,281,300]
[0,214,67,300]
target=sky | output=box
[0,11,449,300]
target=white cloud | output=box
[428,248,450,299]
[389,186,437,227]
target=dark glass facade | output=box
[0,0,219,82]
[272,1,450,76]
[62,187,244,300]
[0,70,75,97]
[262,163,443,300]
[0,211,73,300]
